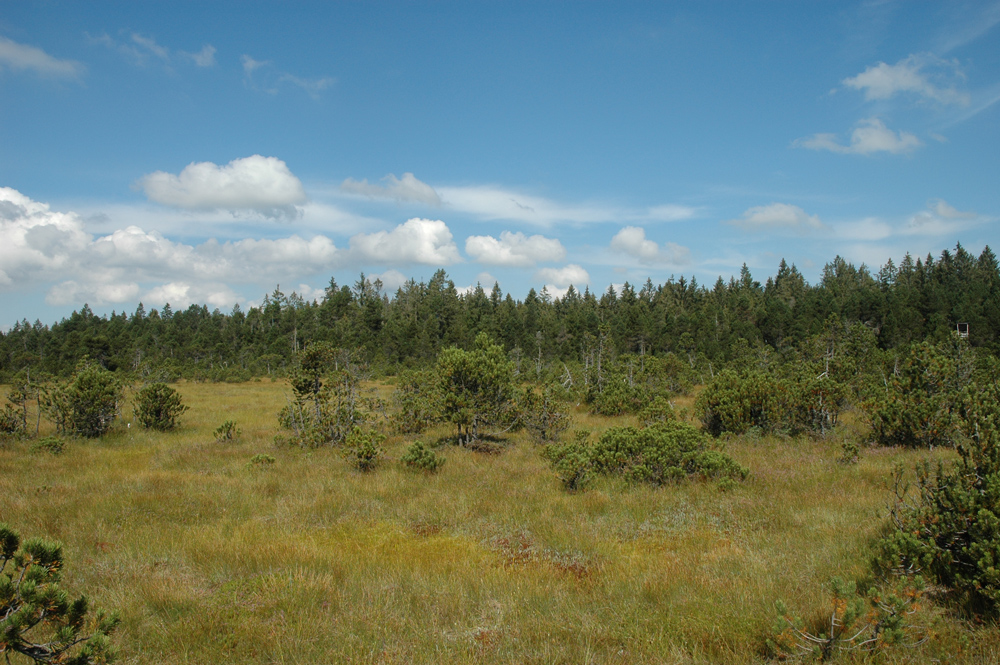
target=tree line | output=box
[2,242,997,381]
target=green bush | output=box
[214,420,241,442]
[696,370,788,436]
[638,395,678,427]
[872,381,1000,615]
[391,370,442,434]
[41,363,124,438]
[345,427,384,472]
[278,344,374,448]
[134,382,188,431]
[0,523,119,664]
[29,436,65,455]
[400,441,445,473]
[522,387,571,444]
[247,454,275,467]
[543,430,594,491]
[866,341,969,448]
[589,421,747,486]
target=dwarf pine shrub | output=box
[872,381,1000,615]
[401,441,445,473]
[0,523,119,664]
[134,382,188,431]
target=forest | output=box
[1,243,998,383]
[3,241,1000,664]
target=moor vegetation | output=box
[3,242,1000,663]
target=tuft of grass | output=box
[0,380,986,664]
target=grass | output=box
[2,381,999,663]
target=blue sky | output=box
[1,1,999,328]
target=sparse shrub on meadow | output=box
[872,380,1000,616]
[29,436,65,455]
[866,340,971,448]
[696,369,787,437]
[401,440,445,473]
[247,453,275,468]
[542,430,594,491]
[522,386,571,444]
[345,426,384,472]
[0,523,120,664]
[391,370,442,434]
[278,343,376,447]
[590,421,748,485]
[214,420,241,442]
[40,362,123,438]
[437,333,520,446]
[134,382,188,431]
[638,395,678,427]
[768,575,929,660]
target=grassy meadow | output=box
[3,380,1000,663]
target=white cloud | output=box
[0,36,83,78]
[833,218,894,241]
[348,218,460,265]
[368,269,409,293]
[903,199,981,236]
[130,33,169,62]
[465,231,565,267]
[241,54,334,98]
[795,117,922,155]
[929,198,975,219]
[535,264,590,287]
[181,44,216,67]
[136,155,307,219]
[646,204,698,222]
[436,184,697,227]
[610,226,691,266]
[278,73,335,97]
[843,53,970,105]
[727,203,823,230]
[340,172,441,205]
[437,186,602,225]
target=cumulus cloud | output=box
[464,231,565,267]
[610,226,691,266]
[136,155,307,219]
[794,117,922,155]
[727,203,823,231]
[340,172,441,205]
[535,264,590,287]
[348,218,460,265]
[0,186,343,308]
[0,36,83,78]
[843,53,970,105]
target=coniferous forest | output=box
[2,243,998,381]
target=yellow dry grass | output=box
[2,381,998,663]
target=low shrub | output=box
[401,441,445,473]
[29,436,65,455]
[214,420,241,442]
[590,421,748,485]
[543,430,594,491]
[134,382,188,431]
[872,381,1000,615]
[0,523,119,664]
[345,427,384,472]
